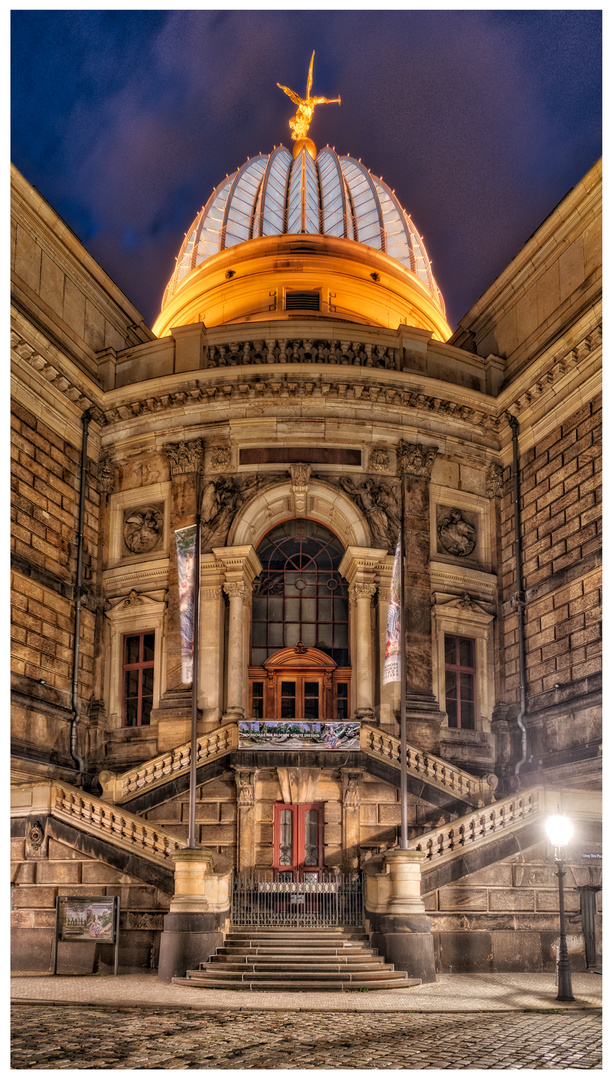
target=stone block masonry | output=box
[500,395,601,738]
[11,396,99,764]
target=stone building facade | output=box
[11,142,601,978]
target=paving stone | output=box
[11,1003,602,1070]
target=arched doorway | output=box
[248,519,351,719]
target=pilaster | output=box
[214,546,262,720]
[339,546,387,723]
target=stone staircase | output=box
[173,927,421,992]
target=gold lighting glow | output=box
[277,51,341,155]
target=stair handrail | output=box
[11,779,185,866]
[409,784,602,867]
[360,724,497,807]
[99,722,239,803]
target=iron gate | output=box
[231,871,364,927]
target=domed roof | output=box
[161,145,444,316]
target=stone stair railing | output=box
[99,723,239,804]
[11,780,185,867]
[360,725,497,807]
[410,785,602,868]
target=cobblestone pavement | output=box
[11,1004,602,1069]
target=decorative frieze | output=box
[206,337,398,370]
[164,438,205,476]
[397,440,438,478]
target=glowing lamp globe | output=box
[545,814,573,849]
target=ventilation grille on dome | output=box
[285,290,321,312]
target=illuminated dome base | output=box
[152,233,451,340]
[154,144,450,341]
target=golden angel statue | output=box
[277,51,341,143]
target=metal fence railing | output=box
[231,871,364,928]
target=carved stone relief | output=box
[123,504,164,555]
[96,457,115,495]
[369,448,390,473]
[208,446,231,472]
[164,439,205,476]
[436,508,477,558]
[397,440,438,478]
[486,463,503,499]
[337,476,401,551]
[200,474,282,552]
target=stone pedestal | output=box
[404,693,444,755]
[365,848,436,984]
[157,849,230,982]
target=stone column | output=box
[157,849,230,982]
[365,849,436,984]
[397,441,445,754]
[339,547,388,723]
[341,769,363,873]
[162,439,205,695]
[234,767,257,873]
[214,546,262,721]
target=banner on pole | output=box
[383,537,401,685]
[176,525,197,683]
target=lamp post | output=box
[545,813,574,1002]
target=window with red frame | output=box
[123,632,154,727]
[444,634,476,730]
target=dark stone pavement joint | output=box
[11,1005,602,1070]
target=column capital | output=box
[397,440,438,478]
[351,582,377,604]
[223,581,249,602]
[339,545,388,586]
[214,545,262,584]
[164,438,205,476]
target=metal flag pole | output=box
[399,459,408,849]
[187,472,202,849]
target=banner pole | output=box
[187,472,202,849]
[399,462,408,849]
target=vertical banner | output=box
[176,524,197,683]
[383,537,401,685]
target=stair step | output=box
[173,976,420,992]
[193,963,389,976]
[175,924,418,993]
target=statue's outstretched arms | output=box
[312,95,341,106]
[277,83,303,106]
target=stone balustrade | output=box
[99,723,239,804]
[360,724,497,807]
[411,787,542,865]
[11,780,184,866]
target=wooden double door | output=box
[248,646,350,721]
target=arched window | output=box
[251,520,349,667]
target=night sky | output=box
[11,8,601,333]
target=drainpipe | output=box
[70,408,92,777]
[507,412,527,782]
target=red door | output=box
[273,803,323,879]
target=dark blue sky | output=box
[11,9,601,331]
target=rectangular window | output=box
[251,681,264,719]
[444,634,476,730]
[123,632,155,727]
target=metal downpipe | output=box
[70,408,92,777]
[508,413,528,781]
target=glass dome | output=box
[162,145,444,315]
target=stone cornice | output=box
[498,321,601,422]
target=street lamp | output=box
[545,813,575,1002]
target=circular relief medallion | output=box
[124,506,163,554]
